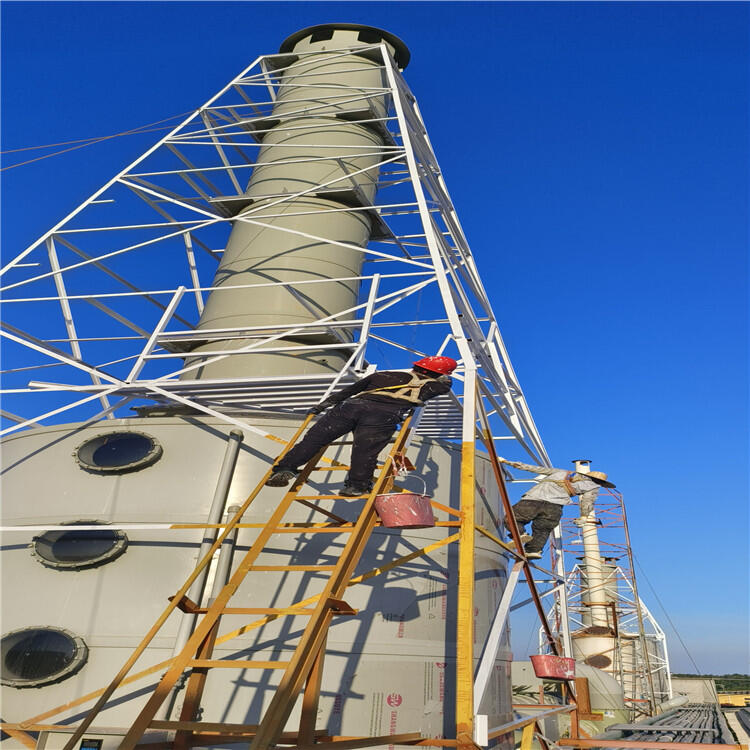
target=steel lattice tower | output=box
[541,485,672,721]
[1,27,547,455]
[0,24,578,750]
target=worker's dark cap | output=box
[280,24,410,69]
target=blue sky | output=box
[2,2,747,674]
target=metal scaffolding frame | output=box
[0,41,582,749]
[540,489,673,717]
[0,43,547,461]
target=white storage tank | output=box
[1,414,513,743]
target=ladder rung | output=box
[270,525,355,533]
[326,597,357,615]
[186,606,317,614]
[310,466,349,471]
[274,521,354,533]
[295,495,349,500]
[169,594,200,613]
[293,498,348,524]
[225,607,314,614]
[248,565,336,572]
[296,494,368,500]
[150,720,259,734]
[149,721,327,741]
[189,659,289,669]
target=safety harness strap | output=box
[352,373,435,405]
[552,471,579,497]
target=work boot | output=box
[505,526,531,545]
[339,484,370,497]
[525,550,543,560]
[265,469,297,487]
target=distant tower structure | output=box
[0,23,565,750]
[542,464,672,717]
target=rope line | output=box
[633,551,703,674]
[0,110,194,172]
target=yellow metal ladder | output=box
[62,414,416,750]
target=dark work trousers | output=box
[275,400,404,487]
[505,498,563,553]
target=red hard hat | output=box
[413,356,458,375]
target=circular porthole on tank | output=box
[74,430,162,474]
[0,626,88,688]
[32,521,128,570]
[584,653,612,668]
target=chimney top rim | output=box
[279,24,410,69]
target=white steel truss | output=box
[0,43,549,465]
[0,39,582,747]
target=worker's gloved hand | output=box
[310,401,332,415]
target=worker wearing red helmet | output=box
[266,356,457,496]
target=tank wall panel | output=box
[195,198,369,335]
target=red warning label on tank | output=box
[386,693,403,707]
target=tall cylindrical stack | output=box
[573,503,617,670]
[188,26,409,379]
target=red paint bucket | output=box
[530,654,576,680]
[374,492,435,529]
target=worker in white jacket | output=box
[497,458,615,559]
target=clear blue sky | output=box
[2,2,747,674]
